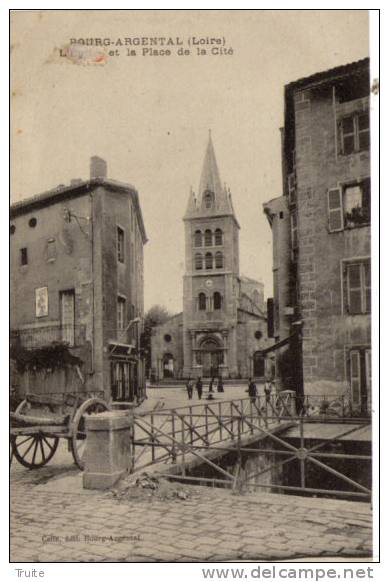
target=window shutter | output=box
[327,188,343,232]
[347,263,363,314]
[350,350,361,406]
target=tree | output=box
[142,305,171,378]
[144,304,171,329]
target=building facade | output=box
[10,156,147,403]
[152,135,272,381]
[263,58,371,411]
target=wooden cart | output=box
[10,391,110,470]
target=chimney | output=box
[90,156,107,180]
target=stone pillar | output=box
[83,409,134,490]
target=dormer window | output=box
[203,190,214,209]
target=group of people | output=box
[185,375,275,402]
[186,376,224,400]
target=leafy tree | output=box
[142,305,171,378]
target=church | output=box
[151,134,273,381]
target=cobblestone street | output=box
[11,456,373,563]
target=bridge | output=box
[130,393,371,501]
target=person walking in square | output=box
[208,376,215,393]
[196,377,203,400]
[217,376,224,393]
[248,377,257,404]
[186,377,193,400]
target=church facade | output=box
[151,135,273,381]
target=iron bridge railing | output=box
[132,393,371,501]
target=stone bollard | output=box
[83,408,134,490]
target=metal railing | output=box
[132,394,371,501]
[11,324,86,349]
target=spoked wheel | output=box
[11,433,59,469]
[70,398,110,470]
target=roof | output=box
[184,133,239,227]
[285,57,370,95]
[10,178,148,244]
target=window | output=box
[20,247,28,266]
[29,217,37,228]
[117,296,126,332]
[215,229,223,245]
[117,227,124,263]
[204,229,213,246]
[194,230,202,247]
[10,224,15,235]
[348,347,371,412]
[343,179,370,227]
[215,251,224,269]
[195,253,203,270]
[204,190,214,208]
[164,334,172,343]
[213,292,222,310]
[343,260,370,315]
[60,289,75,346]
[290,212,298,260]
[328,179,370,232]
[198,293,206,311]
[339,112,370,155]
[47,239,56,261]
[205,252,213,270]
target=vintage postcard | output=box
[9,8,378,574]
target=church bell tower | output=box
[182,132,240,378]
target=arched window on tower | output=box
[195,253,203,270]
[198,293,206,311]
[214,292,222,310]
[205,252,213,270]
[215,251,224,269]
[204,229,213,246]
[215,228,223,245]
[194,230,202,247]
[203,190,214,209]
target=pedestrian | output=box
[217,376,224,393]
[196,377,203,400]
[208,376,214,393]
[186,377,193,400]
[248,377,257,403]
[264,378,272,404]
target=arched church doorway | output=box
[253,351,265,378]
[199,337,223,377]
[162,353,174,378]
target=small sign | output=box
[35,287,48,318]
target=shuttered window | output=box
[328,188,343,232]
[350,349,361,406]
[344,261,370,315]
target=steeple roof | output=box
[183,132,239,226]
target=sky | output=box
[11,10,369,313]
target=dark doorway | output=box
[253,351,265,377]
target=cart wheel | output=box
[11,434,59,469]
[70,398,110,470]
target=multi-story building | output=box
[151,134,272,381]
[264,58,371,412]
[10,156,148,403]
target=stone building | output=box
[263,58,371,411]
[10,156,148,403]
[151,135,272,381]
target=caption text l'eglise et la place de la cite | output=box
[61,36,234,57]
